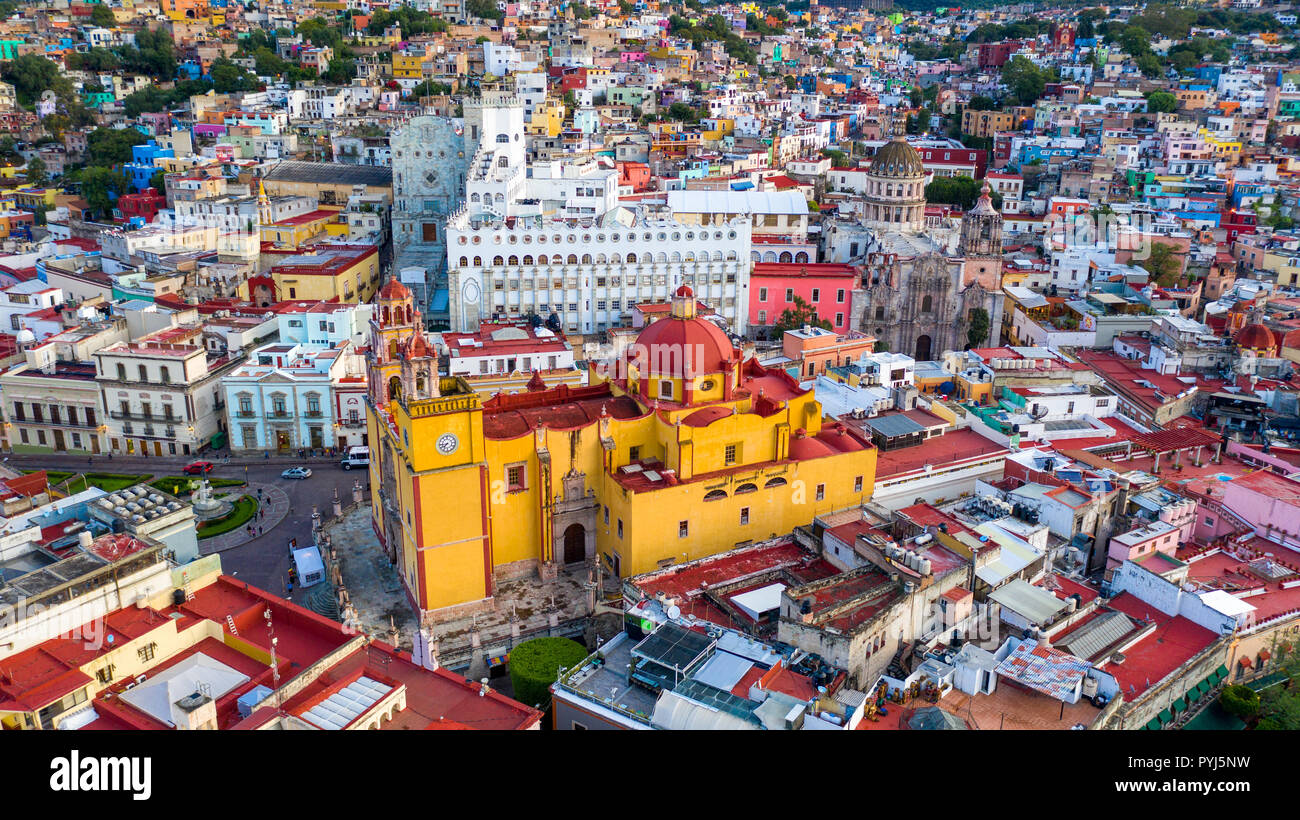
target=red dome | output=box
[1234,323,1277,351]
[378,278,412,301]
[633,316,735,377]
[789,432,836,461]
[675,284,694,298]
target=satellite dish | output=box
[666,605,681,621]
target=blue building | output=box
[125,141,175,192]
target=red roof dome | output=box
[675,284,694,298]
[633,315,735,377]
[789,431,836,461]
[378,278,412,301]
[1234,323,1277,351]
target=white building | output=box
[444,88,752,335]
[222,340,367,453]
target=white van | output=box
[341,445,370,470]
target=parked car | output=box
[184,461,215,475]
[281,467,313,480]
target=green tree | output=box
[466,0,504,21]
[1146,90,1177,114]
[773,296,831,335]
[0,136,18,162]
[86,127,149,167]
[926,175,1003,210]
[873,339,890,353]
[967,308,990,349]
[210,59,262,93]
[322,57,356,85]
[25,156,47,186]
[1140,241,1182,287]
[1000,56,1047,106]
[1,54,74,108]
[67,47,121,73]
[297,17,344,49]
[89,3,116,27]
[1136,53,1162,78]
[74,165,131,217]
[783,74,798,90]
[507,637,588,709]
[909,85,924,108]
[966,95,997,111]
[1218,684,1260,722]
[118,28,177,80]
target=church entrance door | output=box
[915,334,933,362]
[563,524,586,565]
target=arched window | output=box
[473,256,482,266]
[498,156,509,168]
[734,483,758,494]
[388,376,401,400]
[496,134,509,143]
[508,255,519,266]
[416,376,425,393]
[389,340,398,360]
[459,256,469,267]
[494,193,504,203]
[406,306,413,324]
[703,489,728,502]
[382,306,390,324]
[795,252,809,263]
[471,193,481,203]
[582,254,592,264]
[522,255,533,265]
[764,477,788,489]
[922,295,933,313]
[626,253,637,263]
[493,256,504,266]
[567,254,578,264]
[537,254,549,265]
[779,252,792,263]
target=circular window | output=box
[508,235,517,244]
[553,235,562,244]
[493,235,502,244]
[457,151,464,158]
[472,236,481,244]
[458,236,467,245]
[672,232,680,241]
[568,234,577,243]
[523,234,532,243]
[583,234,591,242]
[537,235,547,243]
[438,150,446,158]
[612,233,620,242]
[699,380,715,391]
[728,231,737,239]
[658,232,667,241]
[644,232,652,241]
[597,234,605,242]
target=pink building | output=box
[749,263,860,336]
[1220,470,1300,554]
[1107,520,1180,570]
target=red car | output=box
[183,461,215,475]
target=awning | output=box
[1193,681,1209,700]
[1171,698,1186,715]
[1259,649,1271,662]
[1157,707,1172,724]
[1144,717,1162,731]
[1212,665,1229,683]
[1239,656,1253,669]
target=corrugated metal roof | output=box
[1055,611,1137,661]
[988,579,1068,625]
[993,639,1090,702]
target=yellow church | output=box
[367,281,878,618]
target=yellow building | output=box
[259,208,339,246]
[527,97,566,138]
[367,284,879,617]
[393,53,426,80]
[247,244,380,304]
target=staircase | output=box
[225,614,238,636]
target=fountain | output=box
[190,477,234,521]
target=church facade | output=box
[824,137,1005,361]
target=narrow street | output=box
[3,451,372,600]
